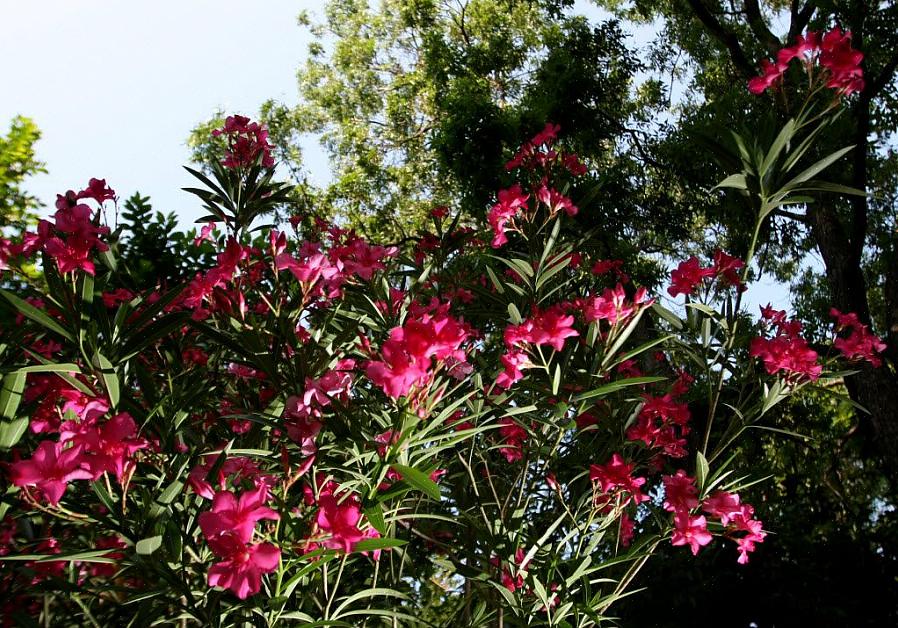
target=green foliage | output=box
[189,0,695,269]
[0,115,46,231]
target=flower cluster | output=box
[663,472,766,563]
[0,110,877,623]
[198,486,281,599]
[366,300,471,400]
[10,397,147,506]
[212,114,275,169]
[748,29,864,96]
[750,305,822,382]
[489,123,584,248]
[667,250,745,298]
[830,308,887,366]
[6,179,115,276]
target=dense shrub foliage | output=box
[0,32,885,626]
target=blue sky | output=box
[1,0,325,226]
[2,0,790,310]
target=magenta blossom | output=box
[207,533,281,599]
[9,441,93,506]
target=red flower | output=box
[199,486,280,544]
[488,184,530,248]
[830,308,886,367]
[589,453,648,506]
[498,418,528,463]
[671,512,713,555]
[495,350,529,390]
[667,257,715,297]
[315,488,366,553]
[207,533,280,599]
[9,441,92,506]
[662,470,699,513]
[212,115,275,169]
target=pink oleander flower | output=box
[578,283,651,325]
[662,470,699,513]
[504,305,579,352]
[667,256,715,297]
[830,308,886,366]
[68,412,148,480]
[536,184,578,216]
[366,307,470,399]
[590,453,649,506]
[212,114,275,169]
[198,486,280,544]
[193,222,216,247]
[712,250,745,289]
[671,512,713,555]
[495,350,530,390]
[702,490,743,525]
[9,441,93,506]
[207,533,280,599]
[498,418,528,463]
[750,333,821,381]
[488,184,530,248]
[748,28,864,96]
[315,488,367,553]
[748,58,789,95]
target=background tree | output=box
[188,0,696,280]
[0,115,45,231]
[590,0,898,479]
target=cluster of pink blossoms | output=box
[830,308,887,366]
[489,123,584,248]
[667,250,745,297]
[0,179,113,276]
[576,283,653,326]
[198,485,281,599]
[750,305,822,382]
[496,304,578,391]
[365,300,472,400]
[504,122,586,176]
[9,388,147,506]
[302,478,380,555]
[626,376,694,458]
[282,361,354,454]
[663,471,765,563]
[748,29,864,96]
[212,114,275,169]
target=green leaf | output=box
[0,371,27,449]
[507,303,522,325]
[758,118,796,180]
[352,537,407,552]
[364,504,387,536]
[0,289,74,341]
[136,535,162,555]
[651,303,683,330]
[572,376,667,403]
[391,464,441,501]
[94,352,119,409]
[780,145,855,192]
[713,173,747,191]
[17,363,81,374]
[696,451,710,492]
[484,265,505,295]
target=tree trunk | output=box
[809,202,898,480]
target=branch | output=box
[684,0,756,78]
[772,207,809,223]
[788,1,817,40]
[744,0,781,54]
